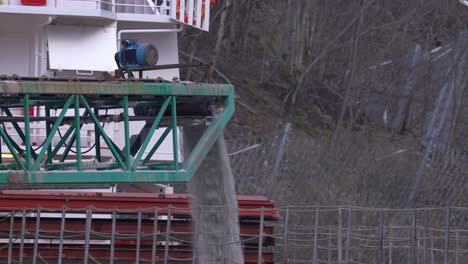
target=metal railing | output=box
[0,206,275,263]
[2,0,172,15]
[0,205,467,263]
[1,0,211,30]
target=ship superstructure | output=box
[0,0,210,78]
[0,4,260,263]
[0,0,232,187]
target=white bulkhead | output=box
[0,0,211,167]
[0,0,210,78]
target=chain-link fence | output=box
[224,32,468,208]
[226,126,467,208]
[0,205,467,264]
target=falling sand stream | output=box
[182,125,244,264]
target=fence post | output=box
[377,209,384,264]
[164,207,172,264]
[32,208,41,264]
[328,227,332,264]
[192,207,200,264]
[19,209,26,264]
[136,209,142,264]
[357,240,362,263]
[282,207,290,264]
[292,223,296,263]
[389,228,393,264]
[328,221,333,264]
[7,211,14,264]
[423,209,428,264]
[312,206,319,264]
[84,207,92,264]
[344,207,352,264]
[110,210,116,264]
[410,209,417,264]
[337,207,342,264]
[430,232,434,264]
[455,228,459,264]
[444,207,450,264]
[152,208,159,264]
[258,207,265,264]
[221,206,229,263]
[58,208,66,264]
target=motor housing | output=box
[115,40,159,69]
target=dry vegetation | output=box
[179,0,468,208]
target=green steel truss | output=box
[0,80,234,185]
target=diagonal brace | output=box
[2,108,38,160]
[0,127,27,170]
[143,126,172,165]
[132,96,172,171]
[182,91,235,177]
[32,96,75,171]
[80,95,126,170]
[46,124,75,164]
[59,111,89,163]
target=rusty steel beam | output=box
[0,218,275,245]
[0,191,279,220]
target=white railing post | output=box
[195,0,202,28]
[164,0,169,15]
[202,0,209,31]
[179,0,185,22]
[170,0,177,20]
[187,0,194,26]
[169,0,209,31]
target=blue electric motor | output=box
[115,40,159,69]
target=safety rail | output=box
[0,191,277,264]
[0,192,466,264]
[0,0,169,15]
[0,0,211,30]
[170,0,211,31]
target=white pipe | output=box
[229,144,262,157]
[35,16,54,77]
[459,0,468,7]
[41,16,54,26]
[117,25,184,49]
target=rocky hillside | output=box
[178,0,468,207]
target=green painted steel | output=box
[0,127,26,170]
[74,96,82,172]
[0,80,234,185]
[80,95,127,170]
[143,126,172,165]
[45,106,52,163]
[32,96,74,171]
[24,95,31,170]
[1,131,26,159]
[60,111,89,163]
[0,81,233,96]
[46,124,75,164]
[123,96,131,171]
[2,108,38,160]
[182,91,235,175]
[171,96,179,171]
[94,107,101,162]
[132,97,171,171]
[0,170,190,184]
